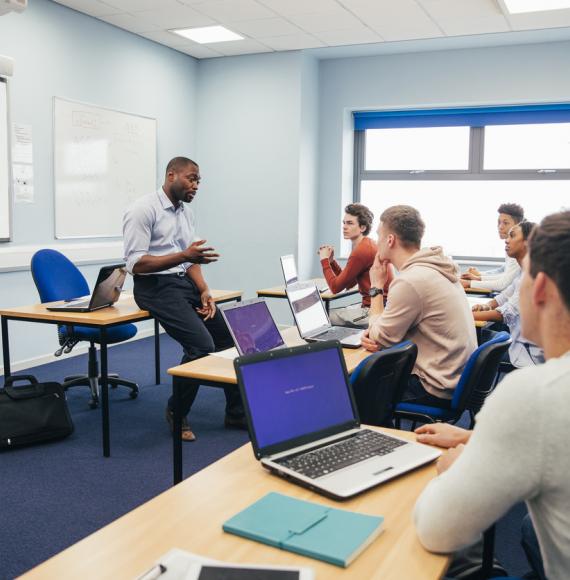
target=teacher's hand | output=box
[196,290,216,320]
[184,240,219,264]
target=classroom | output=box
[1,0,570,578]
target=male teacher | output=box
[123,156,245,441]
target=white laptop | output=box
[220,298,286,356]
[46,264,127,312]
[280,254,329,293]
[285,281,363,348]
[234,341,441,500]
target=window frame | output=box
[353,115,570,261]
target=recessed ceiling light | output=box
[171,25,244,44]
[502,0,570,14]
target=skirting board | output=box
[0,325,165,375]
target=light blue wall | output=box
[0,0,198,366]
[317,40,570,251]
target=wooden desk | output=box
[21,428,449,580]
[167,327,370,485]
[0,290,242,458]
[257,285,360,312]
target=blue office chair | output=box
[350,341,418,427]
[394,332,512,429]
[31,249,139,409]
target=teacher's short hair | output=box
[166,156,198,175]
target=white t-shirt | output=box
[414,352,570,580]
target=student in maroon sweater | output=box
[319,203,390,328]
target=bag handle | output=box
[3,375,45,399]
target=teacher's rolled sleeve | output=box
[123,202,153,275]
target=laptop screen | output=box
[90,265,127,308]
[287,284,328,335]
[280,254,298,285]
[239,347,355,449]
[223,301,284,355]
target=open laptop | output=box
[220,298,286,356]
[234,341,441,500]
[285,281,363,348]
[280,254,329,293]
[46,264,127,312]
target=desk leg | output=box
[1,316,10,380]
[154,319,160,385]
[100,328,110,458]
[173,377,182,485]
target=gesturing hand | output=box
[184,240,219,264]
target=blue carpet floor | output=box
[1,334,530,578]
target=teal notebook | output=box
[222,492,384,567]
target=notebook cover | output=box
[222,492,383,567]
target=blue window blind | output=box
[354,104,570,130]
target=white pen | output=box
[137,563,166,580]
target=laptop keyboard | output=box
[313,326,360,341]
[275,430,407,479]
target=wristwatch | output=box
[369,287,384,298]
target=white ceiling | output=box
[51,0,570,59]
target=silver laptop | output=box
[234,341,441,500]
[280,254,329,293]
[285,281,363,348]
[46,264,127,312]
[220,298,286,356]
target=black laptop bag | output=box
[0,375,74,449]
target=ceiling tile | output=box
[340,0,444,41]
[140,29,194,47]
[52,0,122,17]
[231,17,303,37]
[136,3,215,29]
[176,43,224,58]
[506,9,570,30]
[419,0,510,35]
[192,0,277,23]
[259,33,326,50]
[102,0,181,12]
[98,13,159,33]
[256,0,342,16]
[287,7,365,33]
[314,26,383,46]
[212,38,274,56]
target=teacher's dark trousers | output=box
[133,273,244,419]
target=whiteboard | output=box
[0,78,11,241]
[54,98,157,238]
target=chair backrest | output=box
[451,331,512,414]
[350,341,418,427]
[31,249,90,303]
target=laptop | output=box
[234,341,441,500]
[280,254,329,293]
[220,298,286,356]
[46,264,127,312]
[285,281,363,348]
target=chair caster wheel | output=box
[129,389,138,399]
[111,384,118,389]
[89,398,99,409]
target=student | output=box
[461,203,524,292]
[123,156,245,441]
[414,210,570,580]
[362,205,477,407]
[472,221,544,368]
[318,203,380,328]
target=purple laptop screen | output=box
[224,301,284,355]
[240,348,355,449]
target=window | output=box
[353,106,570,259]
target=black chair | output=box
[394,332,511,429]
[350,340,418,427]
[31,249,139,409]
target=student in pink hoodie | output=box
[362,205,477,408]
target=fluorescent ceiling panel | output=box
[502,0,570,13]
[172,25,244,43]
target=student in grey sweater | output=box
[413,210,570,580]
